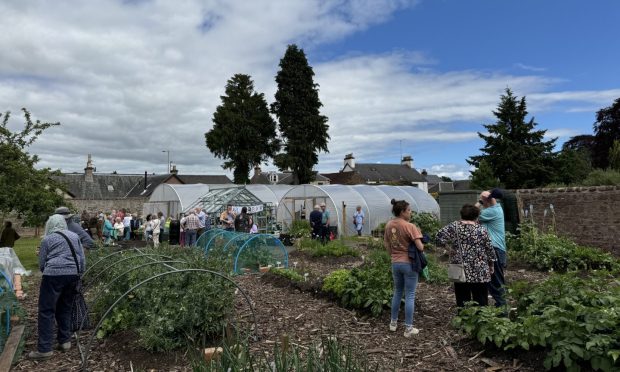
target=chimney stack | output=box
[401,155,413,168]
[170,164,178,175]
[344,153,355,170]
[144,171,147,189]
[84,154,94,182]
[254,164,262,177]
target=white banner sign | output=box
[232,205,263,214]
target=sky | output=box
[2,0,619,180]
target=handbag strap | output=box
[55,231,82,275]
[453,222,465,263]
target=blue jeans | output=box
[391,263,419,326]
[38,275,79,352]
[186,229,197,247]
[123,226,131,240]
[488,247,507,307]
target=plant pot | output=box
[203,347,223,363]
[242,268,252,274]
[259,266,270,273]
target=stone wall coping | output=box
[515,185,620,194]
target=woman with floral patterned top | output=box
[436,204,496,307]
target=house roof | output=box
[424,174,443,184]
[125,174,179,198]
[53,174,144,200]
[349,163,427,183]
[176,175,232,184]
[251,172,294,185]
[321,172,364,185]
[453,180,472,191]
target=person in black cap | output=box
[54,207,94,249]
[477,189,507,308]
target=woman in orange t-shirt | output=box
[384,199,424,337]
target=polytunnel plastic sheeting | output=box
[199,229,288,274]
[245,185,294,208]
[144,184,210,218]
[277,184,440,237]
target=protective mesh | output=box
[203,229,288,274]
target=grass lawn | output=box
[12,237,40,272]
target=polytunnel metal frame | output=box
[143,183,211,219]
[277,184,440,237]
[231,234,289,274]
[75,248,258,371]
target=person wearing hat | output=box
[319,202,330,243]
[478,189,507,308]
[309,205,323,240]
[54,207,94,249]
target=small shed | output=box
[142,184,210,219]
[276,184,440,237]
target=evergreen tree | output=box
[0,109,66,226]
[469,159,500,190]
[468,88,556,189]
[206,74,280,184]
[608,140,620,171]
[592,97,620,169]
[271,44,329,184]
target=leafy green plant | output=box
[424,253,449,285]
[454,271,620,371]
[270,267,304,282]
[512,222,618,272]
[410,212,441,241]
[322,269,351,297]
[297,238,359,258]
[288,220,311,238]
[86,246,236,351]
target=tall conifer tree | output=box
[468,88,556,189]
[271,44,329,184]
[206,74,279,184]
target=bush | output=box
[288,220,311,238]
[322,269,351,297]
[453,271,620,371]
[410,212,441,241]
[512,223,617,272]
[582,169,620,186]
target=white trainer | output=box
[389,320,397,332]
[403,326,420,338]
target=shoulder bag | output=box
[55,231,91,332]
[447,223,467,283]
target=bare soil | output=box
[13,246,550,371]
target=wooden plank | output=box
[0,324,25,371]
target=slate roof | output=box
[176,175,233,184]
[321,172,364,185]
[425,174,443,184]
[125,174,178,198]
[349,163,427,183]
[53,174,144,199]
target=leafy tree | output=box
[0,109,66,227]
[468,88,557,189]
[563,134,595,153]
[469,159,500,190]
[552,148,592,185]
[271,44,329,184]
[608,140,620,171]
[592,97,620,168]
[440,176,453,182]
[206,74,280,184]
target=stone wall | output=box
[69,197,148,215]
[516,186,620,256]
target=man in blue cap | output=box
[478,189,506,308]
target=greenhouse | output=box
[276,184,440,237]
[196,229,288,274]
[142,183,210,219]
[189,186,277,232]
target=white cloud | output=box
[514,63,547,72]
[0,0,616,180]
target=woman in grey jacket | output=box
[28,214,86,360]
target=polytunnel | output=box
[142,184,210,219]
[276,184,440,237]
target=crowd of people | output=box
[385,188,506,337]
